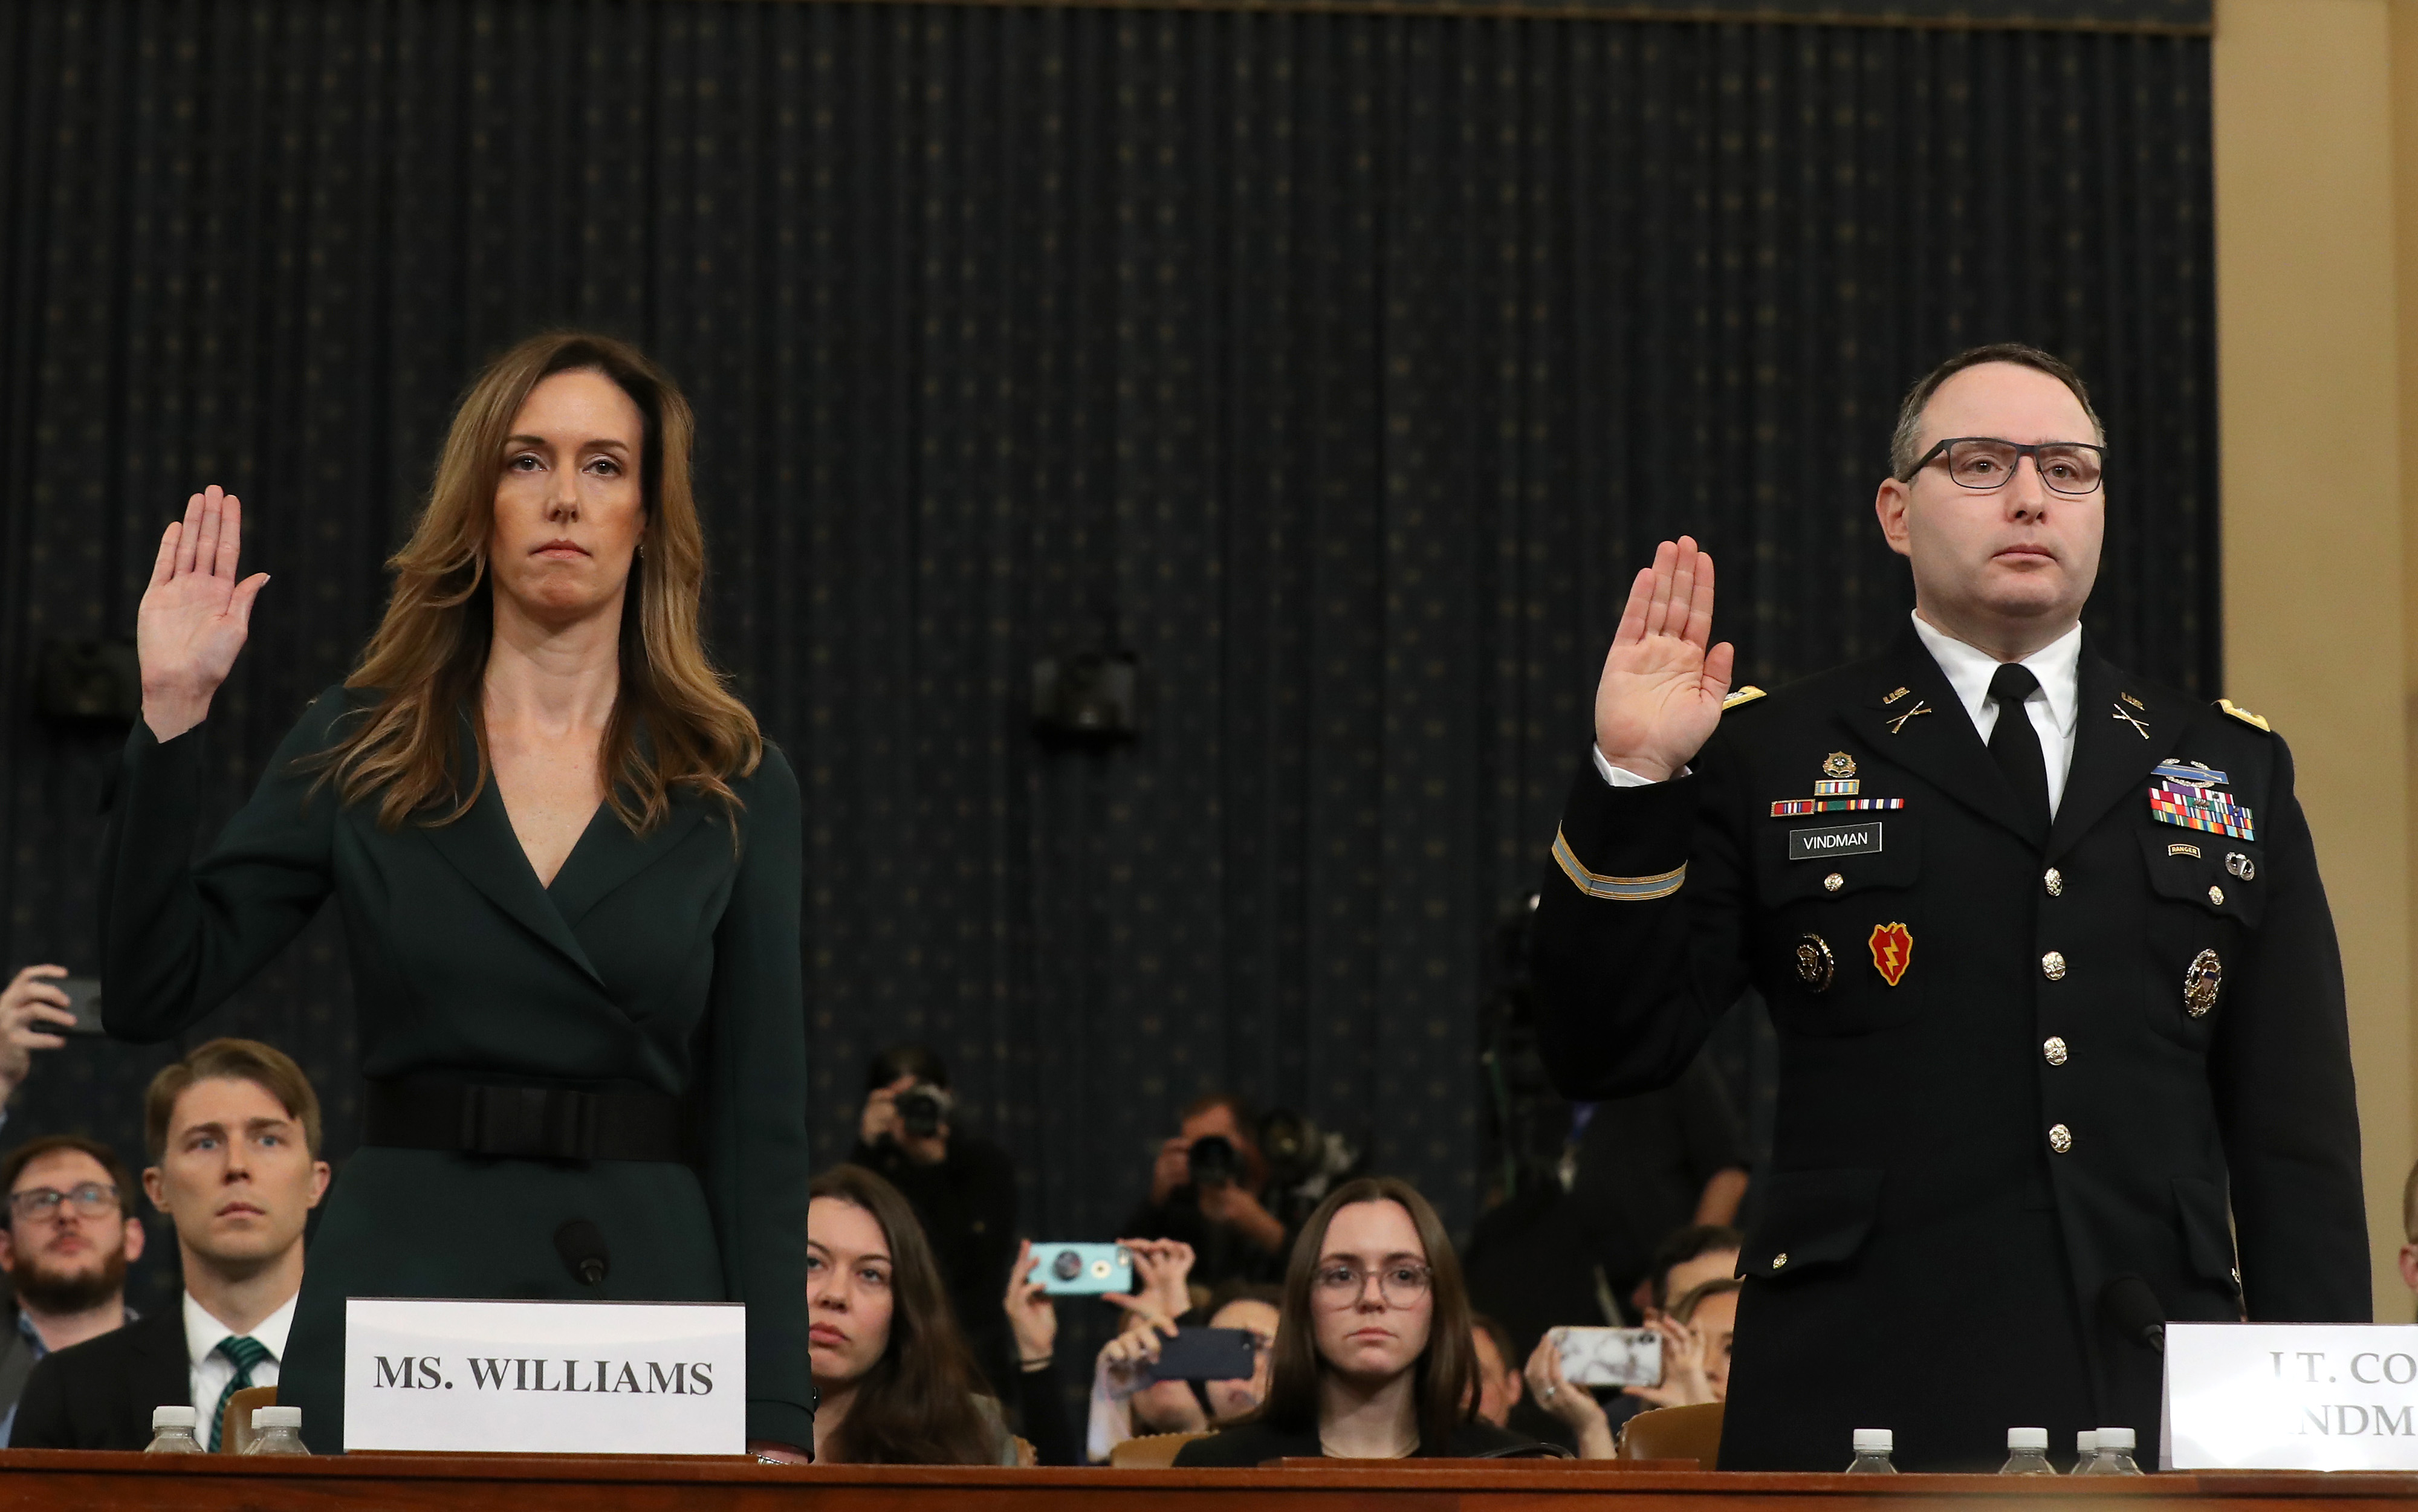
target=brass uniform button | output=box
[2041,951,2067,981]
[2208,885,2225,906]
[1823,873,1844,893]
[1771,1252,1789,1270]
[2049,1123,2073,1154]
[2044,867,2064,897]
[2043,1036,2069,1066]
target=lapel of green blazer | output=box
[546,790,713,929]
[416,715,607,986]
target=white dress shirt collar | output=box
[1909,610,2082,741]
[1909,610,2085,816]
[183,1289,297,1369]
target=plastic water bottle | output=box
[143,1406,204,1454]
[1846,1427,1898,1473]
[1998,1426,2055,1475]
[2077,1424,2142,1475]
[242,1405,310,1456]
[2074,1430,2096,1471]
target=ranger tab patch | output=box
[2149,783,2256,842]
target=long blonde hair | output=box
[316,331,760,832]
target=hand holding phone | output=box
[1139,1326,1258,1384]
[1032,1242,1133,1296]
[1551,1325,1663,1388]
[0,966,86,1103]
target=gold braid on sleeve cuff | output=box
[1552,828,1686,902]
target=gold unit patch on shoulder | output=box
[2217,698,2272,733]
[1722,685,1767,711]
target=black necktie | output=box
[1987,662,2049,828]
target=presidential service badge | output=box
[1868,922,1913,987]
[1794,934,1835,993]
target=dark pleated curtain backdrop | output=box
[0,0,2213,1310]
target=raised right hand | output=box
[138,486,268,741]
[1593,536,1736,783]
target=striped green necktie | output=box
[206,1335,272,1452]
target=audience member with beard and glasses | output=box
[849,1046,1019,1384]
[0,1137,145,1444]
[806,1165,1017,1464]
[14,1039,328,1451]
[1121,1093,1289,1288]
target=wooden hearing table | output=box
[0,1453,2415,1511]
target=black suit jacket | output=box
[1532,628,2367,1472]
[11,1309,187,1451]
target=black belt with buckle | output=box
[363,1077,685,1164]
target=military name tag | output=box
[1789,822,1883,862]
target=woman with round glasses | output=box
[1175,1177,1532,1463]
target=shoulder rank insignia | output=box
[1722,686,1767,711]
[2217,698,2272,733]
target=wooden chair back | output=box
[1107,1432,1210,1467]
[218,1385,278,1455]
[1616,1401,1723,1468]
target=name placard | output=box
[344,1297,745,1455]
[2165,1323,2418,1470]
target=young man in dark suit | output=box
[13,1039,327,1450]
[1533,345,2367,1470]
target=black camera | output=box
[1188,1133,1240,1187]
[896,1083,954,1139]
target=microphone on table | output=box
[555,1220,611,1288]
[2099,1273,2167,1352]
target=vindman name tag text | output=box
[345,1297,745,1454]
[2165,1323,2418,1470]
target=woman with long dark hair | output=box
[106,332,809,1455]
[1174,1177,1531,1464]
[807,1165,1013,1464]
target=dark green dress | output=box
[99,687,812,1451]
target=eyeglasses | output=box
[1312,1261,1433,1307]
[1901,437,2105,495]
[8,1183,120,1224]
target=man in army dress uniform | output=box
[1532,344,2368,1471]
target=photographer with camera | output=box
[1120,1093,1289,1289]
[850,1047,1019,1385]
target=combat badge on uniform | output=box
[1868,922,1912,986]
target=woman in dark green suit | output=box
[102,332,811,1455]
